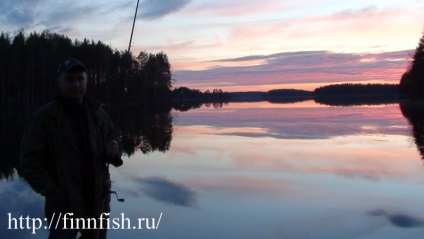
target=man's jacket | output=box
[20,97,120,220]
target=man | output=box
[20,58,123,238]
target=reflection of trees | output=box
[0,103,174,180]
[0,107,26,180]
[172,87,229,111]
[400,101,424,160]
[172,101,226,112]
[117,109,173,156]
[264,89,312,104]
[106,103,174,157]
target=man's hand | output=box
[106,140,119,159]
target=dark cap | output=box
[57,58,87,75]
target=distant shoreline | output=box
[174,83,401,107]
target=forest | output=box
[171,87,231,111]
[312,83,400,106]
[0,30,173,113]
[225,84,401,106]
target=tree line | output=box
[0,30,173,113]
[312,83,400,106]
[171,87,231,111]
[240,83,400,106]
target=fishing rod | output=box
[108,0,141,202]
[94,3,139,239]
[113,0,140,127]
[128,0,140,53]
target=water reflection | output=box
[0,100,421,180]
[400,101,424,161]
[0,103,175,179]
[3,100,424,239]
[0,100,230,180]
[0,107,27,180]
[135,177,196,207]
[115,105,174,156]
[176,100,409,140]
[367,209,424,228]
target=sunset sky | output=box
[1,0,423,91]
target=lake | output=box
[2,100,424,239]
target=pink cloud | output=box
[184,0,315,18]
[174,50,412,91]
[161,4,420,77]
[225,5,419,48]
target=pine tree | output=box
[400,32,424,99]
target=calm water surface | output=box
[2,101,424,239]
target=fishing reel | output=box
[104,180,125,202]
[110,191,125,202]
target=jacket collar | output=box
[47,95,102,118]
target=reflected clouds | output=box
[171,105,419,182]
[0,180,46,238]
[176,103,410,140]
[228,135,417,181]
[367,209,424,228]
[171,124,418,183]
[135,177,196,207]
[159,102,424,189]
[2,102,423,239]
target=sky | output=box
[1,0,423,91]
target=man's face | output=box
[58,68,87,103]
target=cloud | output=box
[367,209,424,228]
[135,176,196,207]
[185,0,316,18]
[139,0,192,20]
[45,26,77,35]
[174,50,412,90]
[0,0,135,37]
[0,0,45,26]
[0,0,100,30]
[212,50,410,75]
[163,4,420,76]
[38,5,98,26]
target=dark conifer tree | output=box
[400,33,424,99]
